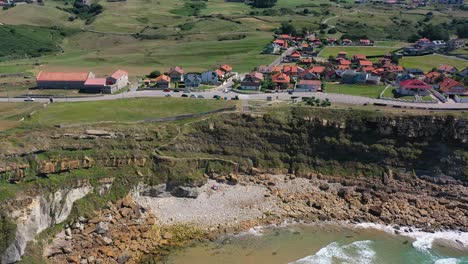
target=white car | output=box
[24,97,35,102]
[164,94,171,97]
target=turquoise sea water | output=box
[166,224,468,264]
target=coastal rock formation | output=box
[2,184,94,264]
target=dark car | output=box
[213,95,221,99]
[181,94,189,98]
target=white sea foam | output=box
[434,258,460,264]
[290,240,376,264]
[354,223,468,251]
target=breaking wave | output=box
[290,240,375,264]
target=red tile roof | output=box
[359,60,373,67]
[310,66,326,74]
[362,66,376,72]
[425,71,441,79]
[283,65,299,74]
[220,64,232,73]
[399,79,431,90]
[215,69,225,77]
[37,72,90,82]
[438,65,455,72]
[272,73,290,83]
[353,54,367,60]
[337,65,350,70]
[84,78,107,86]
[290,51,301,58]
[249,71,264,81]
[110,69,128,80]
[279,34,292,39]
[439,78,465,93]
[155,74,170,83]
[339,60,351,66]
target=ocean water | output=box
[166,223,468,264]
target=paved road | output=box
[5,90,468,109]
[269,47,295,68]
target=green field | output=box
[325,83,385,98]
[319,46,401,59]
[0,0,466,76]
[0,25,74,59]
[400,54,468,72]
[29,98,236,125]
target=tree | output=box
[418,24,449,41]
[328,28,337,34]
[278,21,297,36]
[148,70,161,78]
[251,0,277,8]
[456,23,468,38]
[390,53,399,65]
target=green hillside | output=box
[0,25,75,60]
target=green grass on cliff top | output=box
[28,98,236,125]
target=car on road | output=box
[173,89,180,92]
[163,89,171,92]
[231,96,239,100]
[24,97,35,102]
[181,94,189,98]
[213,95,221,99]
[190,94,196,98]
[288,91,293,95]
[197,95,205,99]
[165,94,171,97]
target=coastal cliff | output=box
[0,108,467,263]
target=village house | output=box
[405,68,425,77]
[396,79,432,96]
[459,67,468,78]
[446,39,465,51]
[83,78,108,94]
[154,74,171,89]
[184,73,202,88]
[107,69,129,91]
[287,51,302,62]
[352,54,367,63]
[438,65,458,75]
[337,52,347,59]
[219,64,233,76]
[240,71,264,90]
[358,60,373,68]
[36,72,94,89]
[295,80,321,92]
[282,65,304,78]
[168,66,184,82]
[36,70,128,94]
[438,78,467,95]
[337,59,352,66]
[425,71,442,84]
[301,66,325,80]
[258,65,273,75]
[272,72,291,90]
[201,69,224,85]
[273,39,288,49]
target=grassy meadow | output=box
[324,83,386,98]
[400,54,468,72]
[28,98,237,125]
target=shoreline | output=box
[45,172,468,263]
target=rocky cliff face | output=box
[0,109,467,262]
[165,110,468,182]
[1,183,94,264]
